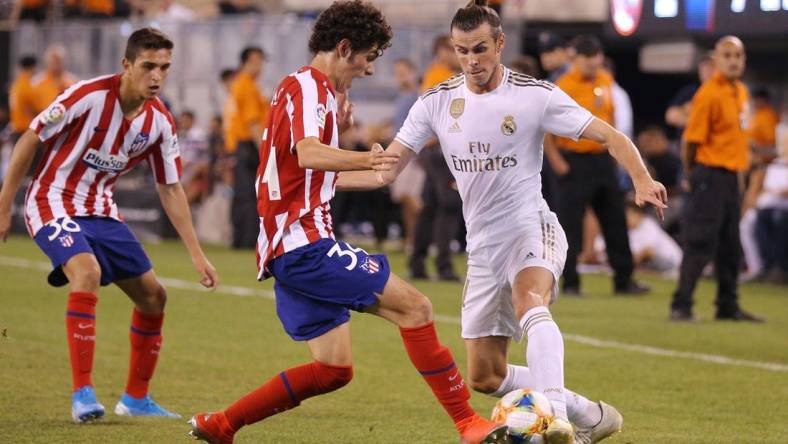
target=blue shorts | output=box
[268,238,391,341]
[33,216,152,287]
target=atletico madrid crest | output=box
[361,257,380,274]
[59,234,75,248]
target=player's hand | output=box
[634,177,668,221]
[193,256,219,290]
[369,143,400,173]
[552,158,570,176]
[336,93,354,134]
[0,205,11,242]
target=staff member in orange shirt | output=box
[9,56,38,142]
[748,88,779,163]
[32,45,77,114]
[223,46,269,249]
[420,35,461,92]
[671,36,763,322]
[548,35,647,296]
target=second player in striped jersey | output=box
[0,28,218,423]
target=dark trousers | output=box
[672,166,741,315]
[410,147,462,275]
[231,141,260,249]
[556,151,634,290]
[756,208,788,273]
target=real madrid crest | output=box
[449,98,465,119]
[501,115,516,136]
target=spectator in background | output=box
[665,52,715,141]
[389,58,424,252]
[11,0,50,22]
[671,36,763,322]
[549,35,647,296]
[604,57,633,140]
[538,32,571,82]
[754,119,788,284]
[638,125,683,233]
[156,0,197,22]
[64,0,115,18]
[177,110,211,205]
[217,0,261,15]
[9,55,38,144]
[223,46,269,249]
[410,35,462,281]
[748,88,779,164]
[421,35,461,91]
[509,55,539,77]
[32,45,77,114]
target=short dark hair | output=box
[19,55,37,69]
[240,46,265,65]
[308,1,392,55]
[571,35,603,57]
[752,87,770,101]
[220,68,235,82]
[125,28,174,61]
[180,110,195,120]
[451,0,502,40]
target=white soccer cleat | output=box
[574,401,623,444]
[545,418,575,444]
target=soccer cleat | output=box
[114,393,181,418]
[188,412,235,444]
[545,418,575,444]
[71,385,105,423]
[574,402,623,444]
[460,415,512,444]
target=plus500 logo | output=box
[82,148,128,173]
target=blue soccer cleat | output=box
[71,385,105,423]
[114,393,181,418]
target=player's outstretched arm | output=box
[0,129,40,241]
[336,141,415,191]
[295,137,400,172]
[581,118,668,219]
[156,182,219,290]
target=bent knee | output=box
[468,374,504,394]
[71,265,102,290]
[401,291,433,326]
[515,290,549,319]
[138,284,167,313]
[314,361,353,392]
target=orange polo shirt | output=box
[32,72,77,113]
[421,62,456,92]
[684,71,750,172]
[9,71,38,133]
[554,67,615,154]
[748,104,779,147]
[223,71,269,153]
[64,0,114,15]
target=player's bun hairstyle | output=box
[451,0,502,39]
[309,0,392,56]
[125,28,174,62]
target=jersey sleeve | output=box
[540,87,595,141]
[394,98,436,154]
[147,115,183,185]
[29,87,91,142]
[288,74,329,150]
[683,92,713,145]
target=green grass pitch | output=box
[1,235,786,443]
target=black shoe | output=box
[715,309,765,323]
[669,309,698,322]
[615,281,651,296]
[409,268,430,280]
[437,270,461,282]
[563,286,584,297]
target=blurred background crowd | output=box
[0,0,786,287]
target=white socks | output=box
[492,364,601,428]
[520,306,568,420]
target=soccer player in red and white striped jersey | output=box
[187,2,507,444]
[0,28,219,423]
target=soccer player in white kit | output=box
[337,2,667,443]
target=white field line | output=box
[2,255,787,373]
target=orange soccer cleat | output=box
[188,412,235,444]
[459,414,512,444]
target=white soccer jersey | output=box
[395,66,593,250]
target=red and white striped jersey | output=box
[256,66,339,279]
[25,74,181,236]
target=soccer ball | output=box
[491,389,554,443]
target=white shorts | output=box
[461,209,567,342]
